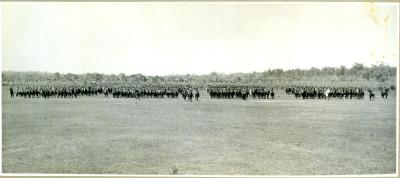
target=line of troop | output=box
[284,85,389,100]
[9,84,103,98]
[8,83,391,101]
[206,84,275,100]
[104,84,199,101]
[8,83,200,102]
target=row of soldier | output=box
[9,85,103,98]
[9,84,200,102]
[285,86,365,99]
[284,85,389,100]
[8,83,390,101]
[206,84,275,100]
[104,84,200,102]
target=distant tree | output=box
[53,72,61,82]
[118,73,127,82]
[350,63,364,76]
[138,74,148,82]
[322,67,336,76]
[360,68,371,80]
[336,65,347,76]
[88,73,103,82]
[65,73,78,82]
[1,62,396,86]
[234,76,242,82]
[310,67,320,76]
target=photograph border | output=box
[0,1,399,178]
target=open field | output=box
[2,87,397,175]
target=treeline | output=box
[2,63,396,87]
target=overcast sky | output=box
[1,2,399,75]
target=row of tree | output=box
[2,63,396,87]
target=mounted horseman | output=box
[325,88,331,100]
[381,87,389,99]
[270,88,275,99]
[194,88,200,101]
[187,89,193,102]
[368,88,375,101]
[9,87,14,98]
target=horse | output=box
[325,88,331,100]
[187,90,193,102]
[381,88,389,99]
[294,91,301,99]
[9,87,14,98]
[368,89,375,101]
[270,89,275,99]
[240,89,248,100]
[194,89,200,101]
[182,90,187,101]
[170,166,178,175]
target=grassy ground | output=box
[2,87,397,175]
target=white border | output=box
[0,2,398,177]
[1,2,3,173]
[396,2,399,177]
[0,174,398,177]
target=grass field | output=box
[2,87,397,175]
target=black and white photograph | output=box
[1,2,399,176]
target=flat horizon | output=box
[2,61,397,77]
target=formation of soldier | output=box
[9,84,103,98]
[105,84,200,102]
[206,84,275,100]
[8,83,200,102]
[285,85,369,100]
[8,83,390,101]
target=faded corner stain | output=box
[384,14,390,23]
[364,1,391,27]
[364,1,379,25]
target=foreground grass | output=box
[2,89,396,175]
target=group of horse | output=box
[9,84,104,99]
[285,85,390,100]
[206,84,275,100]
[105,84,200,102]
[367,87,389,100]
[8,83,200,102]
[8,82,391,102]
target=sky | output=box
[1,2,399,76]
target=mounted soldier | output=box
[325,88,331,100]
[187,89,193,102]
[194,88,200,101]
[368,88,375,101]
[381,87,389,99]
[9,87,14,98]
